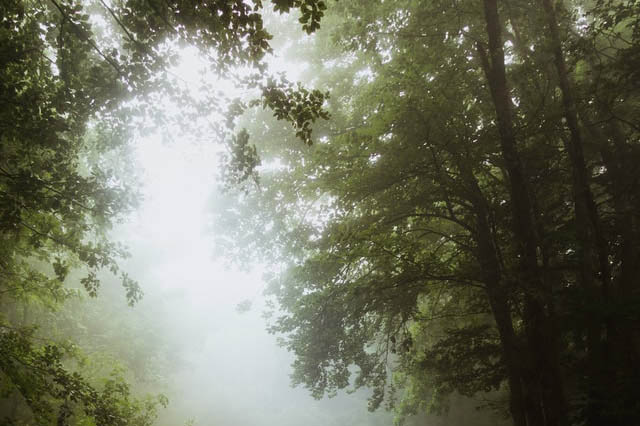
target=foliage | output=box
[217,0,640,425]
[1,0,331,423]
[0,326,167,426]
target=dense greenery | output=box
[1,0,328,424]
[3,0,639,424]
[217,1,640,425]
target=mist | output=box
[4,0,638,425]
[114,137,394,425]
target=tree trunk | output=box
[477,0,567,424]
[587,118,640,424]
[539,1,613,423]
[458,164,531,426]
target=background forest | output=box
[1,0,639,425]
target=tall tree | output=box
[1,0,330,423]
[217,0,640,425]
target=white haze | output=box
[112,112,394,426]
[107,24,395,424]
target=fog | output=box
[8,1,604,423]
[104,129,392,425]
[68,18,475,425]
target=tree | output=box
[1,0,331,423]
[217,0,640,425]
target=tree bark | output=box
[462,166,533,426]
[477,0,568,424]
[587,118,640,424]
[539,1,612,423]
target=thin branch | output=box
[46,0,122,75]
[0,166,98,214]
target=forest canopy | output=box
[215,0,640,425]
[2,0,640,425]
[1,0,326,424]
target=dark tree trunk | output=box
[477,0,567,424]
[587,119,640,424]
[539,1,613,423]
[463,168,530,426]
